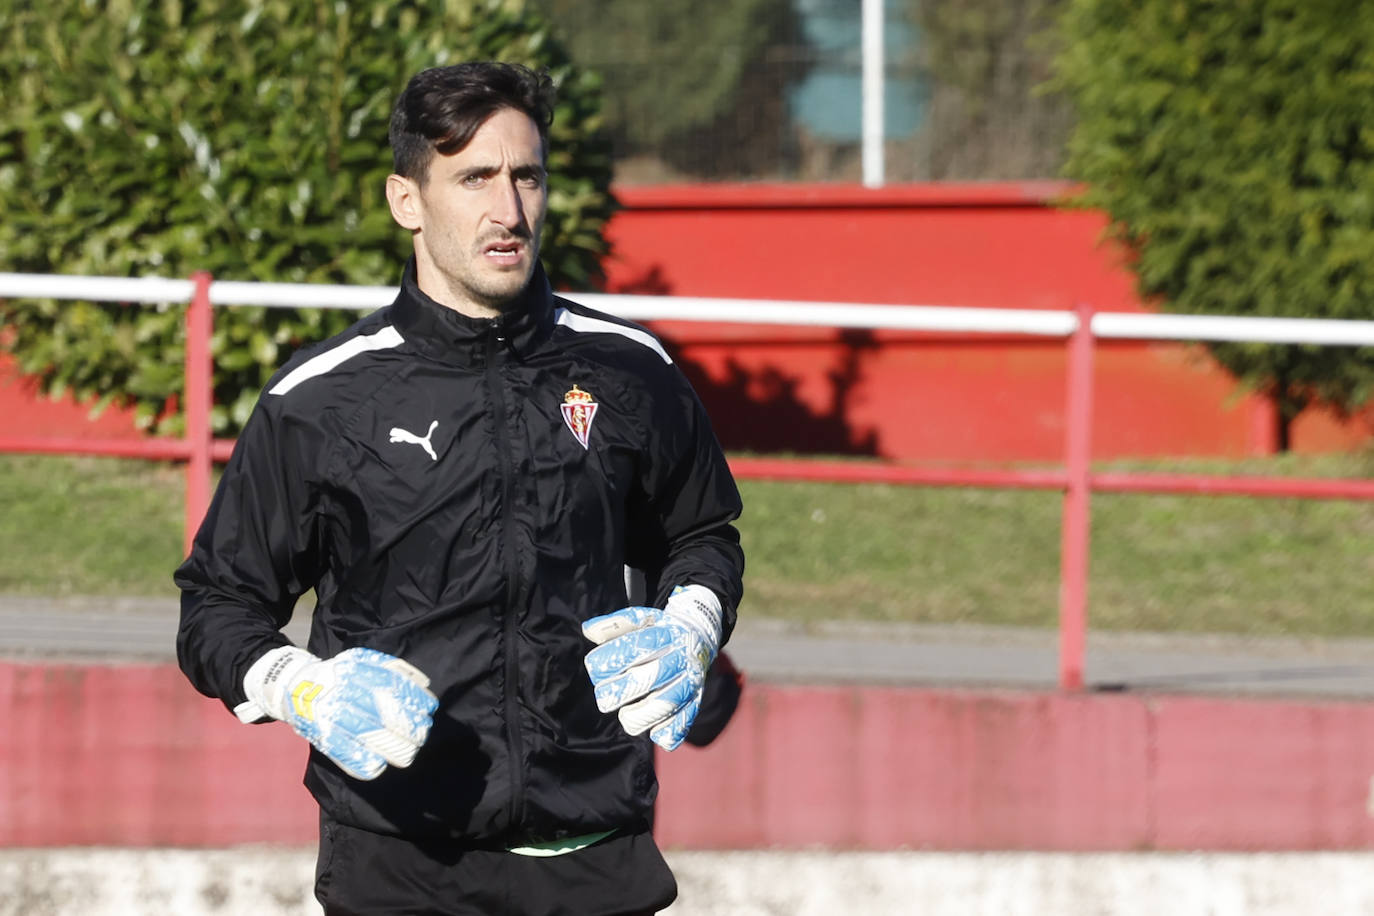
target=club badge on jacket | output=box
[561,385,598,449]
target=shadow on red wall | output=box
[666,329,882,457]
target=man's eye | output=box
[517,175,543,188]
[461,175,485,187]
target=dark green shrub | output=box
[0,0,614,435]
[1052,0,1374,446]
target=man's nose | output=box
[489,178,524,229]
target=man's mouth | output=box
[483,239,526,264]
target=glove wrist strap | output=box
[664,584,723,652]
[235,645,316,724]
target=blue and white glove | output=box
[234,646,439,781]
[582,585,723,751]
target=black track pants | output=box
[314,813,678,916]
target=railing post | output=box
[1058,302,1095,690]
[184,272,214,557]
[1246,394,1280,456]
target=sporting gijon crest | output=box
[560,385,598,449]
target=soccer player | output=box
[175,61,744,915]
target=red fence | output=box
[1,272,1373,690]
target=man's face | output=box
[388,107,548,317]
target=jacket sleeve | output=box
[173,391,325,713]
[638,366,745,642]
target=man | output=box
[175,62,744,916]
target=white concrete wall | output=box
[4,849,1374,915]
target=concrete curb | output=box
[5,849,1374,915]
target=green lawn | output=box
[0,455,185,597]
[1,451,1371,638]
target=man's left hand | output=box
[582,585,722,751]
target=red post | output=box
[184,272,214,558]
[1058,302,1095,690]
[1246,394,1280,457]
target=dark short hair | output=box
[389,62,556,184]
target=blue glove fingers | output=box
[648,691,703,752]
[336,646,402,669]
[319,736,389,781]
[372,678,439,743]
[591,647,691,712]
[356,667,439,737]
[334,649,438,725]
[358,726,424,768]
[317,670,432,741]
[584,607,715,745]
[289,712,390,780]
[582,606,660,645]
[584,625,679,681]
[310,687,429,775]
[377,654,435,690]
[617,669,701,736]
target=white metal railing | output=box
[4,272,1374,345]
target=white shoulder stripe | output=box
[268,325,405,396]
[554,308,672,364]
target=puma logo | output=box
[389,420,439,462]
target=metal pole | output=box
[1058,302,1095,690]
[861,0,885,188]
[184,272,214,558]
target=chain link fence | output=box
[533,0,1074,184]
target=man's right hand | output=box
[234,646,438,781]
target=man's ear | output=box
[386,174,422,231]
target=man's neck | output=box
[412,262,523,320]
[417,277,503,320]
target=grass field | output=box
[1,451,1371,638]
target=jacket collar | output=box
[389,257,556,362]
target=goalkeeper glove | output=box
[234,646,438,781]
[582,585,723,751]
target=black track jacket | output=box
[175,260,745,845]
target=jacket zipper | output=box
[486,323,526,833]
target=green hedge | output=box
[1053,0,1374,443]
[0,0,614,435]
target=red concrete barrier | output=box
[652,685,1374,852]
[7,661,1374,851]
[0,663,316,847]
[1150,696,1374,850]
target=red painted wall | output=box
[7,660,1374,852]
[0,355,148,441]
[3,182,1370,458]
[604,183,1371,459]
[605,183,1127,309]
